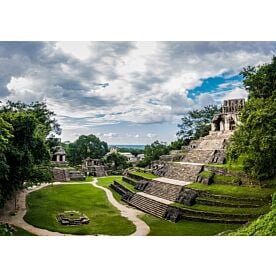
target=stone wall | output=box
[53,168,70,182]
[204,165,261,186]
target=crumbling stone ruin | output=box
[52,145,85,181]
[110,98,266,224]
[81,157,108,177]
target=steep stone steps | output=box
[182,149,216,164]
[153,162,203,182]
[122,176,139,187]
[127,193,168,219]
[143,181,183,202]
[196,138,226,150]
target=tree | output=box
[105,152,129,174]
[241,56,276,99]
[228,57,276,179]
[0,116,13,204]
[0,101,59,207]
[46,134,62,154]
[228,96,276,180]
[169,138,186,150]
[177,105,220,144]
[138,140,169,167]
[66,134,108,166]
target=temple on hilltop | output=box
[154,98,246,167]
[110,97,261,224]
[211,98,245,133]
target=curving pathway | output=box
[0,179,150,236]
[92,178,150,236]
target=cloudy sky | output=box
[0,41,275,145]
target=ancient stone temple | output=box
[151,98,246,181]
[52,145,85,181]
[52,146,68,166]
[211,98,245,133]
[81,157,108,177]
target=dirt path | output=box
[0,179,150,236]
[92,179,150,236]
[0,183,71,236]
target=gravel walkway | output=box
[92,179,150,236]
[0,183,70,236]
[0,179,150,236]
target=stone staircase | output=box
[143,181,183,202]
[179,132,233,164]
[182,149,216,164]
[127,193,169,219]
[160,162,203,182]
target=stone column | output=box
[56,154,60,162]
[62,155,66,162]
[220,121,224,132]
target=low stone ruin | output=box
[56,211,89,226]
[81,158,108,177]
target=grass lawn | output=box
[24,184,135,235]
[69,176,93,183]
[13,226,36,236]
[140,214,241,236]
[0,224,35,236]
[97,175,137,192]
[187,183,276,199]
[129,171,158,179]
[171,202,271,215]
[96,176,131,204]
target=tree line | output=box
[0,101,60,207]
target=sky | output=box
[0,41,275,145]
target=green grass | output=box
[229,193,276,236]
[187,183,276,199]
[140,214,241,236]
[196,196,259,205]
[116,179,137,192]
[69,176,93,182]
[13,226,36,236]
[171,202,271,215]
[213,174,240,184]
[97,175,137,193]
[199,170,213,178]
[129,171,158,179]
[229,209,276,236]
[24,184,135,235]
[208,155,246,172]
[0,224,35,236]
[96,176,134,205]
[96,176,122,188]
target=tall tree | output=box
[241,56,276,99]
[0,101,59,206]
[105,152,129,174]
[228,57,276,179]
[66,134,108,166]
[177,105,220,143]
[138,140,169,167]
